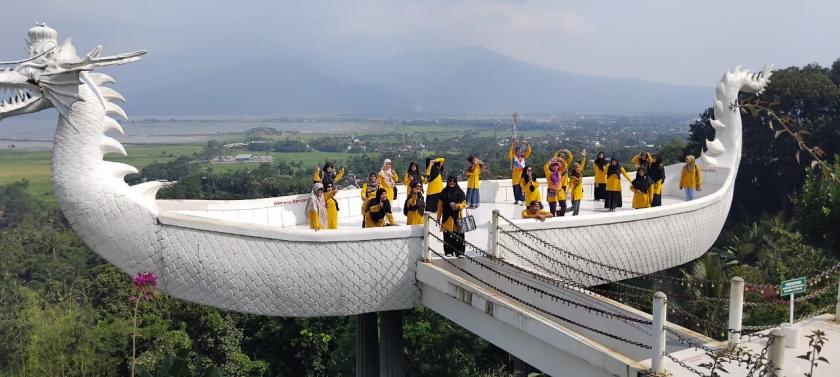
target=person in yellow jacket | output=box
[403,161,426,190]
[360,172,379,227]
[648,154,666,207]
[630,167,653,209]
[437,176,467,257]
[306,183,336,231]
[631,152,652,172]
[424,157,446,212]
[544,157,566,216]
[557,149,574,215]
[508,139,532,205]
[519,165,542,209]
[364,188,395,227]
[465,155,485,208]
[313,162,345,186]
[404,181,426,225]
[679,155,702,201]
[378,159,400,202]
[522,200,553,221]
[569,150,587,215]
[592,151,608,201]
[323,182,340,229]
[604,158,633,212]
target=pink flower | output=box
[130,272,159,302]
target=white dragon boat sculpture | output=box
[0,24,772,317]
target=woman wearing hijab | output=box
[544,157,565,216]
[593,151,609,201]
[508,139,532,205]
[520,165,542,209]
[604,158,633,212]
[647,154,666,207]
[324,182,340,229]
[631,151,652,172]
[360,172,379,227]
[378,159,400,202]
[522,200,553,221]
[631,167,653,209]
[403,161,426,191]
[364,188,395,227]
[313,162,345,187]
[307,183,335,231]
[404,181,426,225]
[569,150,587,216]
[465,155,485,209]
[679,155,702,201]
[438,176,467,257]
[424,157,446,212]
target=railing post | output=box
[835,280,840,324]
[728,277,745,345]
[488,209,501,259]
[651,291,667,375]
[767,328,785,376]
[422,213,432,262]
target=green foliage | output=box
[794,158,840,254]
[797,329,830,377]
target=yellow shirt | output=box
[437,199,466,233]
[593,163,608,184]
[425,158,446,195]
[569,159,586,201]
[606,167,633,192]
[521,209,552,219]
[326,197,338,229]
[508,143,532,184]
[466,164,481,189]
[680,166,702,189]
[308,191,336,230]
[403,173,426,188]
[405,194,425,225]
[378,170,400,201]
[520,178,542,206]
[631,186,651,209]
[364,202,395,227]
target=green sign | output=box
[780,277,806,297]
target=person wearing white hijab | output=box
[306,183,331,231]
[378,158,400,202]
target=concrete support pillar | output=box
[835,280,840,324]
[356,312,379,377]
[488,209,501,258]
[379,310,405,377]
[650,291,667,375]
[512,355,538,376]
[767,328,785,376]
[728,277,745,345]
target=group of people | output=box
[305,157,483,256]
[512,140,702,221]
[305,140,703,246]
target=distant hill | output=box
[121,47,710,116]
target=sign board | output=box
[780,277,806,297]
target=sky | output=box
[0,0,838,87]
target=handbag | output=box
[457,207,477,233]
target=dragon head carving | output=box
[0,23,145,124]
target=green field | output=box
[0,144,206,201]
[0,145,380,200]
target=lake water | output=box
[0,114,387,150]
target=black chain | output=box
[745,335,774,377]
[427,246,653,350]
[664,353,706,377]
[426,231,653,326]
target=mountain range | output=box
[119,47,711,116]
